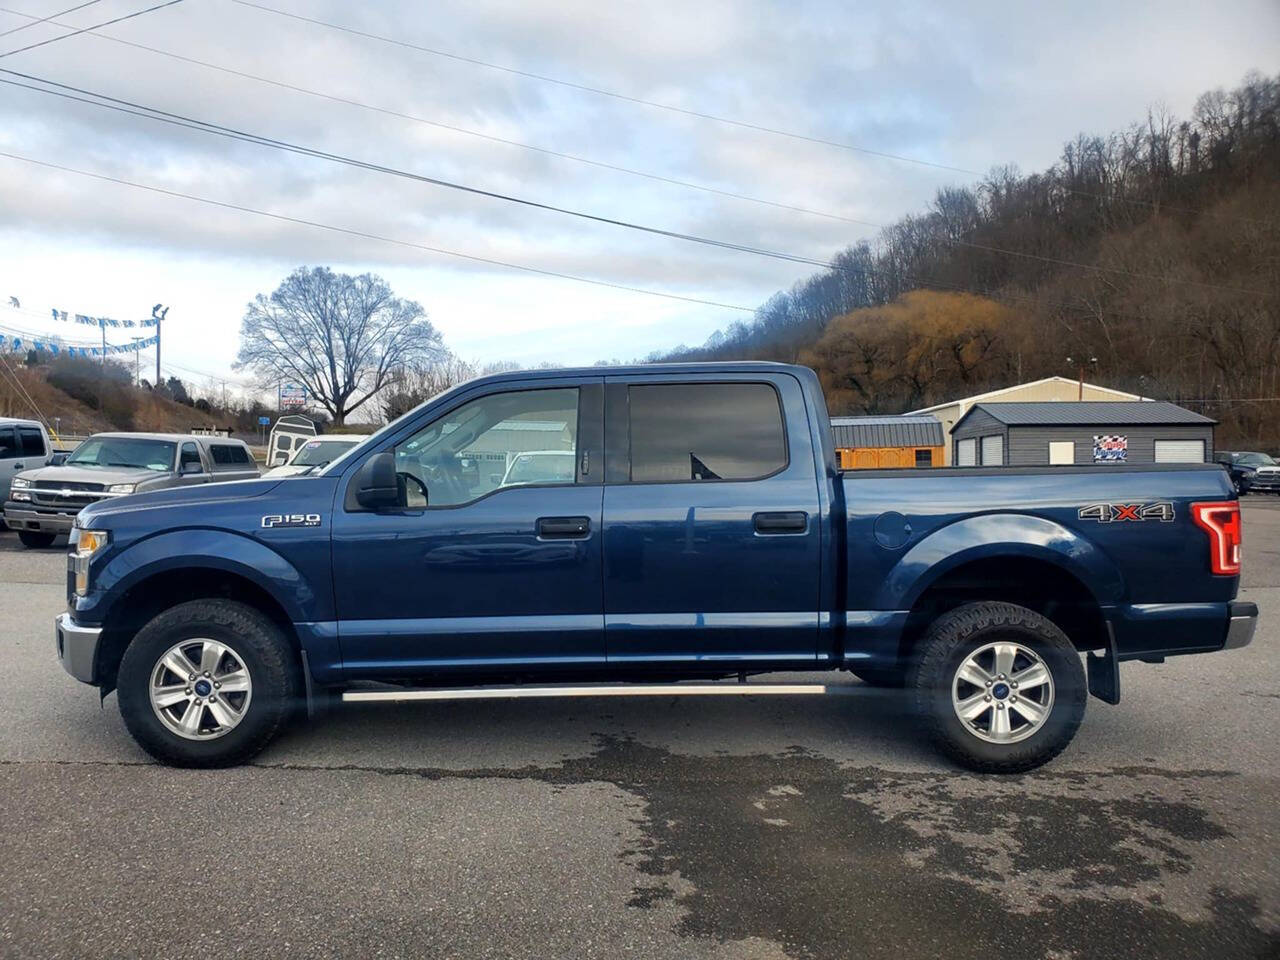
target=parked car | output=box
[1213,450,1280,495]
[6,432,258,547]
[263,435,370,478]
[0,417,56,525]
[54,363,1254,771]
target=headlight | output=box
[11,476,30,489]
[107,483,136,494]
[70,527,109,597]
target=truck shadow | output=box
[268,678,938,770]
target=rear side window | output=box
[209,444,251,467]
[628,383,787,483]
[18,427,45,457]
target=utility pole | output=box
[1066,355,1098,400]
[152,304,168,389]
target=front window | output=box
[66,436,177,472]
[290,439,361,468]
[394,388,578,507]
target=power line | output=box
[227,0,1276,226]
[0,149,1218,331]
[230,0,973,176]
[0,0,104,39]
[4,69,1269,298]
[1,71,834,269]
[0,0,183,57]
[0,150,760,312]
[0,5,885,230]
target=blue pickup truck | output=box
[55,363,1256,772]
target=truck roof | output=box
[89,432,250,443]
[464,361,810,388]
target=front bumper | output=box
[1225,600,1258,650]
[55,612,102,684]
[5,503,77,534]
[1247,474,1280,493]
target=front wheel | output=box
[18,530,57,548]
[911,601,1086,773]
[117,599,298,767]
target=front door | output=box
[331,379,605,677]
[602,374,822,667]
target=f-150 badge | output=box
[1078,502,1175,523]
[261,513,322,528]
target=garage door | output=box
[1153,439,1206,463]
[981,435,1004,466]
[956,438,976,466]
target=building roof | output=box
[830,415,945,448]
[957,401,1215,429]
[907,376,1146,415]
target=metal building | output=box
[908,377,1149,464]
[950,402,1215,467]
[830,415,945,469]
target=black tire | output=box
[18,530,57,548]
[910,601,1086,773]
[850,665,907,688]
[117,599,299,768]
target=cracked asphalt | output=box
[1,501,1278,959]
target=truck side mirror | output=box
[48,453,68,466]
[354,452,399,509]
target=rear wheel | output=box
[17,530,56,548]
[117,599,298,767]
[911,601,1086,773]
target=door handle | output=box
[537,515,591,539]
[753,511,808,534]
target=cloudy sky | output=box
[1,0,1277,397]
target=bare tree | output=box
[236,267,445,425]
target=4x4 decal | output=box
[1078,501,1175,523]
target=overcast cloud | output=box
[1,0,1277,393]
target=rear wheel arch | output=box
[897,554,1110,666]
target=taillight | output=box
[1191,501,1242,576]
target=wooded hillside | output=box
[657,73,1280,448]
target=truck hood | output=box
[15,464,162,487]
[78,477,285,527]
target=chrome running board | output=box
[342,683,835,703]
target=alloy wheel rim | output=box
[951,640,1054,744]
[148,638,253,740]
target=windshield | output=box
[65,437,176,472]
[1236,452,1277,466]
[289,438,363,467]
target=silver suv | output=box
[4,432,259,548]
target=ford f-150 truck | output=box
[54,363,1257,772]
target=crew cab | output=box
[53,364,1257,771]
[7,432,258,547]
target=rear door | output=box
[601,373,822,666]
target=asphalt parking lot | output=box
[1,503,1277,959]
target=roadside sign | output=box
[279,384,307,409]
[258,416,271,426]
